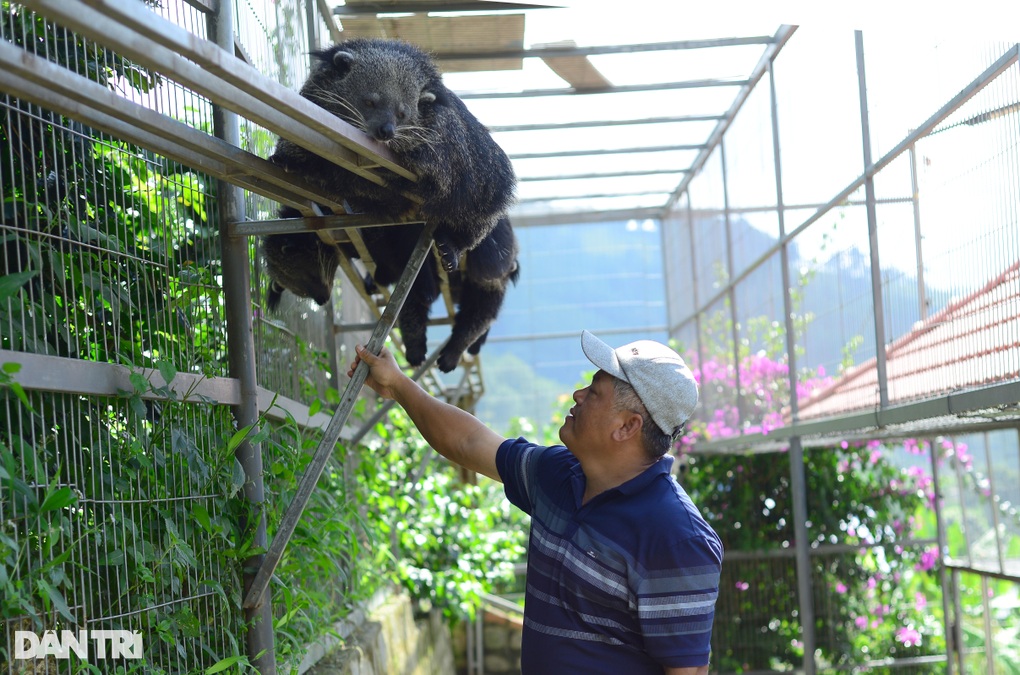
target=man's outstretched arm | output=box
[347,344,504,481]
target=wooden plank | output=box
[338,14,525,73]
[0,350,348,435]
[535,40,611,90]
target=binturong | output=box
[269,38,517,274]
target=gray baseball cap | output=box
[580,330,699,436]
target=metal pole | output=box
[908,144,928,321]
[767,57,816,674]
[209,3,276,672]
[928,436,956,674]
[244,220,438,611]
[720,138,745,431]
[683,198,707,384]
[854,31,889,409]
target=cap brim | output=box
[581,330,627,382]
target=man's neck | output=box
[579,447,655,505]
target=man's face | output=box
[559,370,621,449]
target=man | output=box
[348,330,722,674]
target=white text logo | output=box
[14,630,144,660]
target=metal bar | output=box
[519,168,686,182]
[518,195,918,230]
[488,114,724,133]
[209,0,276,667]
[692,379,1020,453]
[982,431,1006,574]
[509,208,664,228]
[909,145,928,320]
[335,316,453,334]
[981,575,993,673]
[458,78,749,100]
[243,220,439,611]
[431,36,778,61]
[929,435,956,674]
[951,570,965,672]
[0,349,341,431]
[508,144,705,160]
[768,51,816,674]
[0,43,345,214]
[855,31,889,410]
[514,191,671,205]
[346,339,449,447]
[720,138,744,431]
[24,0,416,185]
[662,25,798,214]
[685,199,708,407]
[333,1,555,15]
[666,42,1020,342]
[230,215,423,238]
[315,0,343,43]
[943,562,1020,584]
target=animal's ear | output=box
[332,50,357,76]
[419,89,437,105]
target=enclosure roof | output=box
[329,0,794,226]
[798,261,1020,421]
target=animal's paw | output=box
[437,349,461,373]
[404,343,427,368]
[436,241,459,273]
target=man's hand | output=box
[347,344,405,400]
[347,343,503,481]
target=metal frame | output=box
[0,1,487,669]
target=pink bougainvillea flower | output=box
[916,548,938,572]
[896,627,922,648]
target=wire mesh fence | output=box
[665,26,1020,674]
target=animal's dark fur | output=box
[261,231,340,310]
[261,206,519,372]
[345,214,519,372]
[269,38,517,273]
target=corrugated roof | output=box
[798,261,1020,420]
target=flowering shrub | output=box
[674,321,950,671]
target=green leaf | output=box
[205,655,246,673]
[193,504,212,533]
[156,360,177,386]
[0,270,38,302]
[38,486,76,513]
[129,372,149,394]
[37,579,75,623]
[2,362,22,374]
[226,424,253,454]
[308,398,322,417]
[230,459,246,498]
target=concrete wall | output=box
[303,588,455,675]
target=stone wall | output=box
[303,588,455,675]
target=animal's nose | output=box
[375,122,395,141]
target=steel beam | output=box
[243,220,439,611]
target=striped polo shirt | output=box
[496,437,722,674]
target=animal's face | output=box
[302,48,437,150]
[262,233,339,310]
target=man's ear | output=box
[612,412,643,442]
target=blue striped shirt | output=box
[496,438,722,673]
